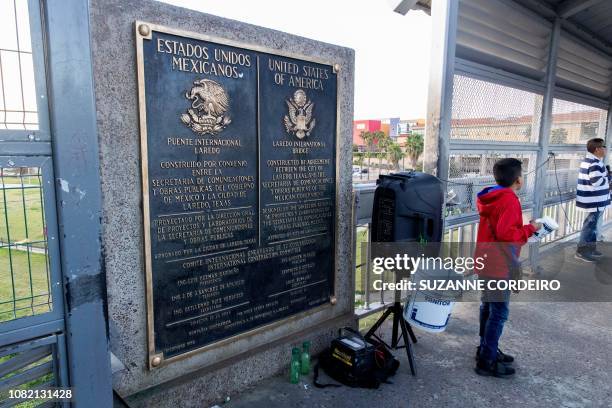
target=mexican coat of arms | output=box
[284,89,315,139]
[181,79,231,136]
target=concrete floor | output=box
[227,301,612,408]
[227,239,612,408]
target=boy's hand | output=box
[530,220,542,230]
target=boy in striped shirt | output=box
[575,138,611,263]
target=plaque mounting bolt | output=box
[330,296,337,305]
[138,24,151,37]
[333,64,340,73]
[151,355,162,367]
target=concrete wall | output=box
[89,0,355,406]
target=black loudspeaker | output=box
[365,171,444,377]
[371,171,443,243]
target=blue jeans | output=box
[479,287,510,363]
[578,211,602,253]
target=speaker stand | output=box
[364,301,417,376]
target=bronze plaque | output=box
[135,22,339,368]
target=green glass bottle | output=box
[290,347,301,383]
[300,341,311,375]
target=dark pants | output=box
[479,286,510,363]
[578,211,602,253]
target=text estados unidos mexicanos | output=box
[372,254,485,275]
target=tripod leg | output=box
[399,316,417,376]
[365,307,392,339]
[391,307,400,348]
[406,322,418,344]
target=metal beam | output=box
[604,93,612,167]
[424,0,459,180]
[43,0,113,406]
[530,18,562,271]
[513,0,557,20]
[557,0,603,19]
[449,141,540,152]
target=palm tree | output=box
[387,141,405,170]
[361,131,382,174]
[405,133,424,170]
[376,132,391,172]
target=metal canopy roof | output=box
[518,0,612,56]
[410,0,612,57]
[545,0,612,46]
[399,0,612,101]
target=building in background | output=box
[448,109,606,180]
[353,109,603,151]
[381,117,401,139]
[353,119,381,147]
[395,118,426,146]
[450,110,606,146]
[353,118,427,148]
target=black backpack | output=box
[313,327,399,389]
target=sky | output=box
[158,0,432,120]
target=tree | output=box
[405,133,424,170]
[376,132,391,171]
[386,141,405,170]
[360,130,386,173]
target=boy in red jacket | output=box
[475,158,541,377]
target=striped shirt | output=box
[576,152,611,212]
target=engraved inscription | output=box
[138,25,337,363]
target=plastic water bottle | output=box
[300,341,311,375]
[290,347,301,383]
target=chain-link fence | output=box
[549,98,607,145]
[451,75,543,143]
[446,152,537,217]
[446,73,609,245]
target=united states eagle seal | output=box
[284,89,315,139]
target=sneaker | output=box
[476,346,515,363]
[475,360,516,378]
[591,250,603,258]
[575,252,597,263]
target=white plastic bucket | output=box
[404,291,454,333]
[403,266,457,333]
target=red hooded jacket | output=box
[474,186,536,278]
